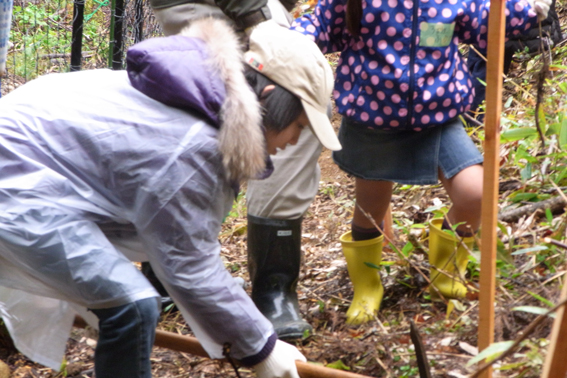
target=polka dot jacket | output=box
[292,0,538,130]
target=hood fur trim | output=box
[180,18,265,182]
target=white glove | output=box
[245,19,286,37]
[253,340,307,378]
[527,0,551,21]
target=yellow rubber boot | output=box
[340,231,384,325]
[428,218,474,300]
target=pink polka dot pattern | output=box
[291,0,538,130]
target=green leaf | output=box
[501,128,538,143]
[497,222,509,237]
[528,291,555,307]
[546,122,561,136]
[326,360,351,371]
[498,362,528,370]
[504,96,514,108]
[409,223,427,229]
[520,163,533,182]
[424,204,447,213]
[401,241,414,257]
[509,192,538,203]
[527,291,554,307]
[364,262,381,270]
[511,245,548,255]
[546,208,553,223]
[560,116,567,149]
[381,261,396,270]
[553,165,567,183]
[466,341,514,366]
[164,303,176,312]
[317,300,325,313]
[512,306,555,318]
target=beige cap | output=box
[244,21,342,151]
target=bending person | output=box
[0,19,339,378]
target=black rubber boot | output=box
[247,215,313,340]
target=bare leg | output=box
[352,178,394,229]
[439,164,484,233]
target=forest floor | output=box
[0,98,563,378]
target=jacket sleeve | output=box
[456,0,539,47]
[136,143,275,363]
[290,0,348,54]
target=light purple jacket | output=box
[0,19,274,369]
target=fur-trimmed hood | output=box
[126,18,265,182]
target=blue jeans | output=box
[91,298,160,378]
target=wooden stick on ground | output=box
[498,196,566,223]
[74,317,375,378]
[479,0,507,374]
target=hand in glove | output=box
[527,0,552,21]
[254,340,306,378]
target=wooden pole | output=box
[74,317,374,378]
[541,274,567,378]
[478,0,507,375]
[155,330,374,378]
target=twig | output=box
[374,356,392,378]
[549,180,567,203]
[544,238,567,250]
[410,320,432,378]
[469,297,567,378]
[463,113,483,126]
[498,196,567,223]
[534,22,549,150]
[449,301,479,330]
[468,45,535,101]
[541,270,565,285]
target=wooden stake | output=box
[541,274,567,378]
[479,0,507,375]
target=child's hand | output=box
[527,0,552,21]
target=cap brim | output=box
[302,100,342,151]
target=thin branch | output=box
[468,297,567,378]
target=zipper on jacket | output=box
[406,0,420,127]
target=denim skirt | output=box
[332,117,483,185]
